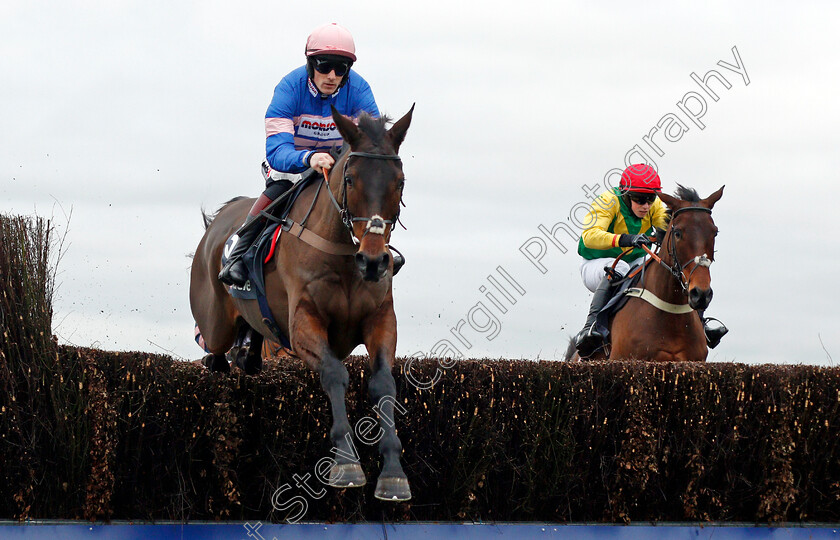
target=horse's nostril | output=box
[689,287,712,310]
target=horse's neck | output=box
[642,253,687,305]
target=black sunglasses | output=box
[628,192,656,205]
[312,57,351,77]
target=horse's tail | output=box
[201,196,249,230]
[200,206,212,230]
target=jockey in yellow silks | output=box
[573,164,727,356]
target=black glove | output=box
[651,227,667,245]
[618,234,652,249]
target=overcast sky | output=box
[2,1,838,365]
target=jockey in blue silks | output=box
[219,23,391,286]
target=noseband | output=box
[322,151,403,244]
[663,206,714,295]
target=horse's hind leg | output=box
[190,237,239,363]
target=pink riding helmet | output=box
[305,23,357,62]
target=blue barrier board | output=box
[0,523,838,539]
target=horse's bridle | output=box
[321,151,403,244]
[659,206,714,295]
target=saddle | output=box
[218,170,325,349]
[219,146,351,348]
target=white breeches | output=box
[580,256,646,292]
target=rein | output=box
[325,151,403,242]
[663,206,713,295]
[617,206,714,312]
[288,151,403,255]
[340,151,403,239]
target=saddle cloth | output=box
[221,223,290,349]
[217,162,336,350]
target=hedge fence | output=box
[2,213,839,523]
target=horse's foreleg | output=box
[319,352,368,487]
[291,300,366,488]
[319,354,353,457]
[364,305,411,501]
[368,355,403,474]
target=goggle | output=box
[312,57,351,77]
[628,192,657,205]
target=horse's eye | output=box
[398,180,405,190]
[344,175,353,187]
[673,229,682,240]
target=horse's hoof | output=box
[202,353,230,373]
[374,476,411,501]
[234,353,262,375]
[329,463,366,488]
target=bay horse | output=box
[189,106,414,501]
[567,185,724,362]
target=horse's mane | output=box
[665,184,701,220]
[673,184,700,202]
[357,113,392,146]
[202,196,248,230]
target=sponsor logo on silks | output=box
[223,234,240,260]
[297,115,341,140]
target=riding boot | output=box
[391,246,405,276]
[218,193,274,286]
[574,277,613,357]
[698,310,729,349]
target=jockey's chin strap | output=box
[320,152,403,245]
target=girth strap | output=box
[256,294,291,350]
[282,219,358,256]
[624,287,695,314]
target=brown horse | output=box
[190,106,414,501]
[567,185,724,362]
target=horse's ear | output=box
[657,191,681,210]
[331,105,361,147]
[704,185,725,208]
[387,104,414,153]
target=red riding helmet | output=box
[305,23,357,61]
[619,164,662,193]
